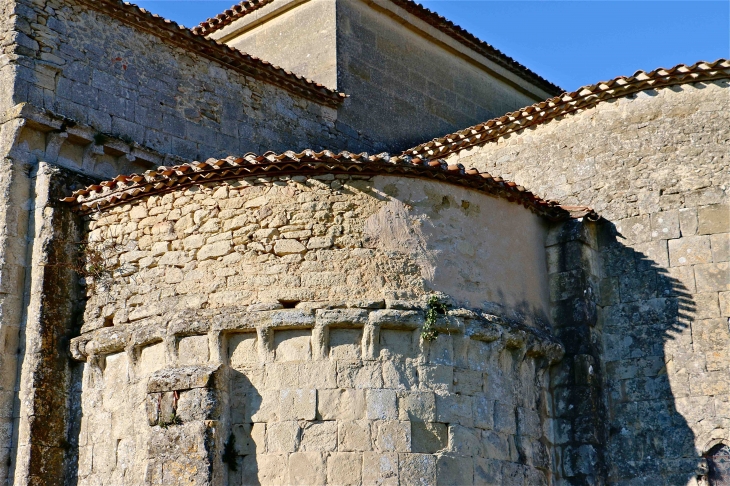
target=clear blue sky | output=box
[134,0,729,91]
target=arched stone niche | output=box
[70,173,564,485]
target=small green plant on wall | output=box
[422,295,448,341]
[75,240,124,293]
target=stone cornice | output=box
[70,305,565,365]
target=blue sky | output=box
[134,0,729,91]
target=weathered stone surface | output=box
[399,453,437,486]
[374,420,411,452]
[7,1,726,481]
[279,388,317,420]
[668,235,713,266]
[318,388,366,421]
[289,452,326,484]
[411,422,447,454]
[363,451,399,485]
[300,421,338,452]
[435,394,474,427]
[398,391,436,422]
[147,365,220,393]
[338,421,372,452]
[273,239,306,256]
[698,205,730,235]
[367,389,398,420]
[436,455,473,485]
[266,421,300,453]
[327,452,363,485]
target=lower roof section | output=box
[63,150,597,221]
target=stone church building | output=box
[0,0,727,484]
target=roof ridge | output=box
[403,59,730,159]
[62,151,597,222]
[80,0,346,106]
[193,0,561,95]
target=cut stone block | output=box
[279,388,316,420]
[363,451,399,486]
[399,453,436,486]
[289,452,326,485]
[374,420,411,452]
[300,421,338,452]
[338,421,372,452]
[327,452,363,486]
[411,422,447,454]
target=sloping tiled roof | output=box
[62,151,597,221]
[194,0,561,96]
[80,0,345,106]
[405,59,730,159]
[192,0,274,36]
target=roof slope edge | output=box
[405,59,730,160]
[194,0,561,96]
[63,150,596,221]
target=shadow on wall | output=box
[228,368,264,484]
[599,221,707,484]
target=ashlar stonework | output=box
[0,0,727,484]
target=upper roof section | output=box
[87,0,346,105]
[405,59,730,159]
[193,0,561,96]
[63,151,596,221]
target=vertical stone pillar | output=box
[0,118,33,484]
[12,162,93,485]
[546,218,606,484]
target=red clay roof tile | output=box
[405,59,730,159]
[63,151,597,221]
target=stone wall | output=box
[8,0,374,161]
[223,0,338,90]
[214,0,551,153]
[335,0,543,152]
[67,173,565,484]
[0,105,183,485]
[445,80,730,483]
[71,304,564,485]
[79,174,552,332]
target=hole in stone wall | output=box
[278,300,300,309]
[103,315,114,327]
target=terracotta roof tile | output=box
[63,151,597,221]
[405,59,730,159]
[194,0,561,96]
[80,0,346,106]
[193,0,274,37]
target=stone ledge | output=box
[70,302,564,364]
[147,364,222,392]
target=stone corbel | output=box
[44,131,68,163]
[81,142,105,173]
